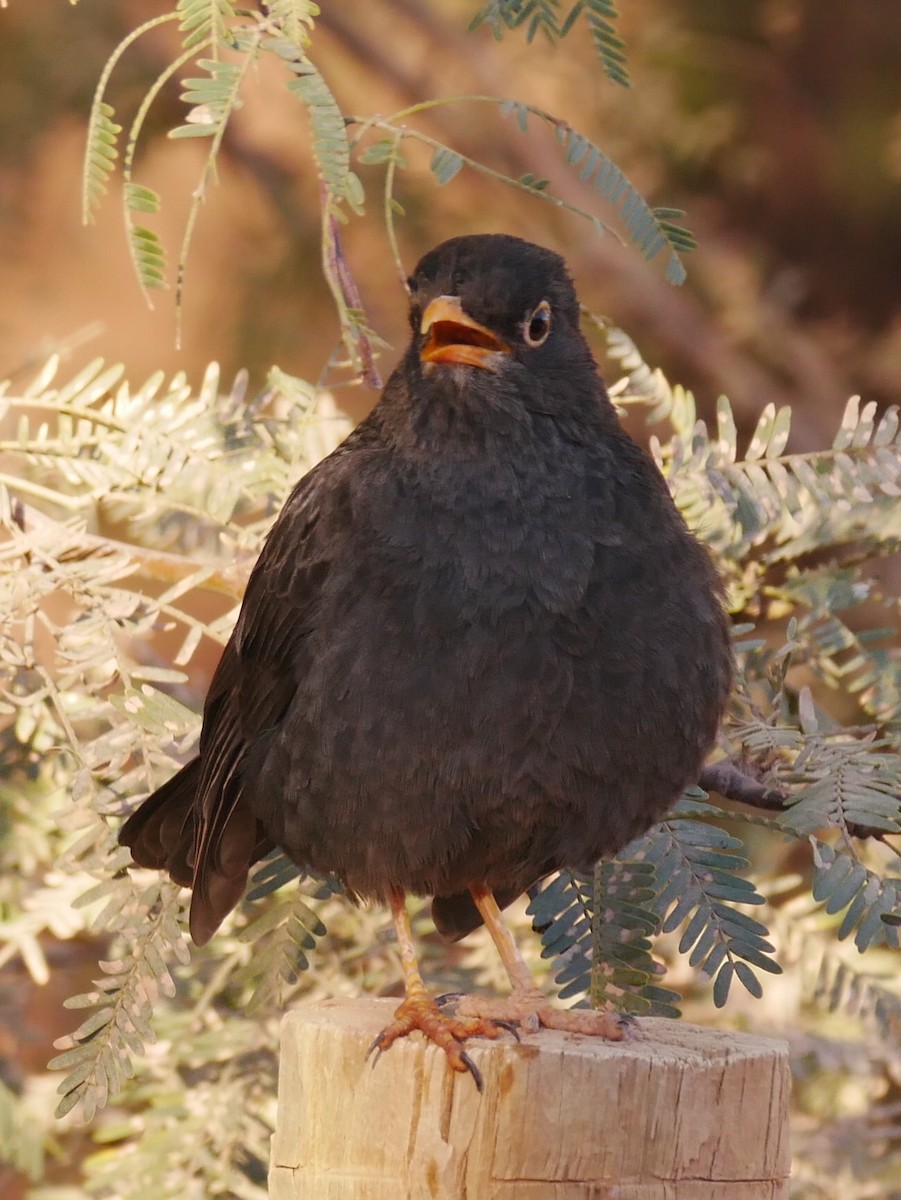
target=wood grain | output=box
[270,997,790,1199]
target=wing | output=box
[186,448,350,944]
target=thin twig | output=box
[5,499,251,599]
[321,195,382,389]
[699,760,787,810]
[700,758,899,846]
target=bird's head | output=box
[401,234,603,424]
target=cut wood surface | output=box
[270,997,790,1199]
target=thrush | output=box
[120,233,733,1085]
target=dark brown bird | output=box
[120,234,732,1082]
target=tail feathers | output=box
[189,805,272,946]
[119,757,201,886]
[431,884,530,943]
[119,757,275,946]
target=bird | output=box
[120,233,733,1087]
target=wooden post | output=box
[270,997,791,1200]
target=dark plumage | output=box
[121,234,732,1075]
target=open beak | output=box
[419,296,510,370]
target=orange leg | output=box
[369,888,505,1089]
[456,885,630,1040]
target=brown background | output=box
[1,1,899,441]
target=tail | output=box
[119,758,202,887]
[118,758,274,944]
[431,884,530,943]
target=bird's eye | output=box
[406,276,418,295]
[523,301,552,347]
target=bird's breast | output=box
[358,439,602,619]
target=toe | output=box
[369,994,501,1081]
[456,990,630,1041]
[536,1007,632,1040]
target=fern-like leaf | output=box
[82,102,121,224]
[651,390,901,564]
[503,107,693,282]
[266,0,319,46]
[471,0,630,86]
[50,883,189,1120]
[811,840,901,952]
[80,11,180,224]
[528,870,593,1000]
[168,57,243,140]
[592,858,681,1016]
[431,146,465,186]
[632,799,781,1007]
[281,49,364,212]
[529,864,681,1016]
[471,0,561,41]
[779,737,901,839]
[127,224,167,294]
[564,1,630,87]
[812,950,901,1041]
[176,0,237,50]
[246,850,304,901]
[237,881,333,1011]
[469,0,523,38]
[124,182,161,215]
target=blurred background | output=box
[2,0,900,439]
[2,2,901,1196]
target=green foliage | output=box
[0,1079,44,1182]
[1,336,900,1193]
[577,1,630,87]
[781,738,901,840]
[237,873,336,1012]
[0,356,355,1182]
[3,337,900,1186]
[591,859,682,1016]
[176,0,238,50]
[127,222,167,294]
[530,792,781,1017]
[78,1,682,354]
[810,840,900,953]
[2,2,899,1196]
[528,864,682,1017]
[169,57,246,141]
[351,99,695,291]
[638,798,780,1007]
[281,51,363,213]
[812,949,901,1042]
[471,0,630,87]
[50,883,189,1121]
[536,113,694,282]
[82,102,121,224]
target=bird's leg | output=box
[456,885,630,1040]
[368,887,504,1089]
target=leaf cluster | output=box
[1,4,899,1195]
[78,0,690,367]
[3,337,901,1194]
[471,0,630,87]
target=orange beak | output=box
[419,296,510,370]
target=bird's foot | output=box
[368,990,506,1091]
[457,987,632,1040]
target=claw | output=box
[458,1049,483,1092]
[368,991,503,1083]
[380,892,503,1085]
[365,1035,385,1065]
[435,991,465,1008]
